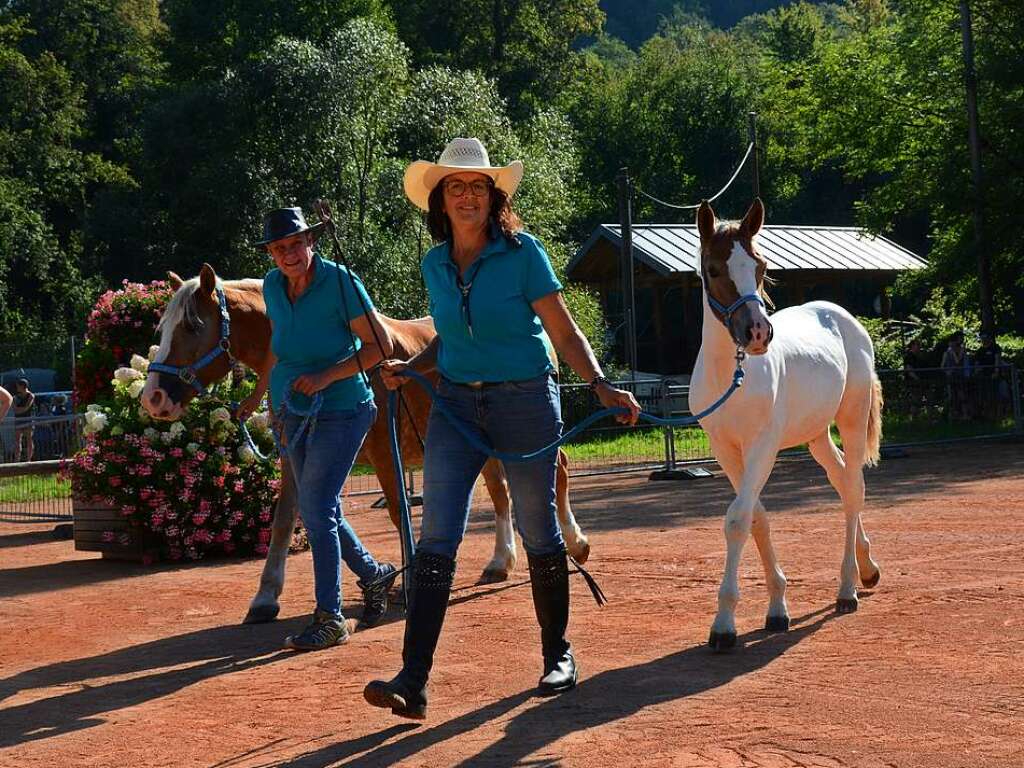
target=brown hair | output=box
[426,179,523,244]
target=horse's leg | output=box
[808,430,880,594]
[479,458,517,584]
[716,447,789,633]
[709,436,779,651]
[555,449,590,564]
[244,458,299,624]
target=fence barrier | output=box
[2,365,1020,524]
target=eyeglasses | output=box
[443,179,493,198]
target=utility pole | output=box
[960,1,994,335]
[616,168,638,379]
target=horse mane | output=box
[159,278,209,333]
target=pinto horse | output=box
[690,199,883,650]
[141,263,589,623]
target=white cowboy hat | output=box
[403,137,524,212]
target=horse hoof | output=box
[707,631,737,651]
[861,568,881,589]
[568,539,591,565]
[243,604,281,624]
[764,615,790,633]
[835,598,858,614]
[477,567,509,585]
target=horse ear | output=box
[696,200,716,243]
[740,198,765,237]
[199,263,217,295]
[166,271,183,290]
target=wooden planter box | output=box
[73,498,161,562]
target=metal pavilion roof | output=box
[568,224,927,277]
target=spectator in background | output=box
[941,331,971,420]
[902,338,928,381]
[49,393,73,456]
[13,378,35,462]
[973,332,1009,418]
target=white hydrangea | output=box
[169,421,187,438]
[130,354,150,373]
[143,427,160,441]
[127,379,146,399]
[186,442,200,455]
[246,411,270,433]
[87,403,103,413]
[83,410,109,435]
[209,407,232,425]
[113,366,144,383]
[237,444,256,464]
[148,344,161,363]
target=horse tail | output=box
[864,372,883,467]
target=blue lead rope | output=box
[233,382,324,462]
[385,358,747,606]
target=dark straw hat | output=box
[254,207,325,247]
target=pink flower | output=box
[199,499,212,514]
[102,530,115,542]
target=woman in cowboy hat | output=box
[363,138,640,719]
[241,206,400,650]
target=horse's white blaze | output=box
[727,241,759,297]
[693,227,880,640]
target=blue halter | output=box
[706,292,765,329]
[149,286,234,396]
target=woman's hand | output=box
[236,392,264,422]
[380,359,411,391]
[292,370,334,397]
[595,382,642,425]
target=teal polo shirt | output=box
[422,231,562,383]
[263,255,374,413]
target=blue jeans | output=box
[419,374,565,559]
[281,400,385,616]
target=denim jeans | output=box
[281,400,385,616]
[419,374,565,559]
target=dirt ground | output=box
[2,440,1023,768]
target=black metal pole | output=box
[617,168,637,379]
[747,111,761,200]
[960,1,994,336]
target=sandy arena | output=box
[2,440,1023,767]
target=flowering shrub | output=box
[74,280,175,406]
[67,350,281,562]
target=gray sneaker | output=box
[284,608,351,651]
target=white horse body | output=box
[693,301,872,452]
[690,200,882,650]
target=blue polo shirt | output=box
[422,231,562,383]
[263,255,374,413]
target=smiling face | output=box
[266,232,315,282]
[441,172,494,234]
[696,199,773,354]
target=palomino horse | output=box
[690,199,883,650]
[141,264,589,623]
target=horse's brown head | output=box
[696,198,774,355]
[142,263,233,420]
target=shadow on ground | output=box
[270,607,834,768]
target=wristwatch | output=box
[588,375,611,392]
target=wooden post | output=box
[617,168,638,379]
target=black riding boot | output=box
[528,550,578,695]
[363,551,455,719]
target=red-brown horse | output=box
[141,264,590,623]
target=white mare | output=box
[689,199,883,650]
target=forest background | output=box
[1,0,1021,369]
